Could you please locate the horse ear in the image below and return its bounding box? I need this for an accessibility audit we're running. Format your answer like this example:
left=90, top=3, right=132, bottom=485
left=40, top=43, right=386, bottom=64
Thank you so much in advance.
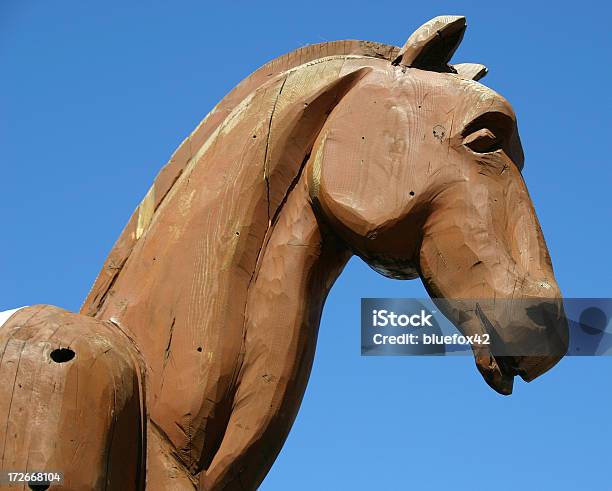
left=453, top=63, right=488, bottom=81
left=392, top=15, right=466, bottom=70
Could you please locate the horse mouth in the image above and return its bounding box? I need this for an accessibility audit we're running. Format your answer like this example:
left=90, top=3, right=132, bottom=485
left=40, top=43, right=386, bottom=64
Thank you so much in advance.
left=472, top=301, right=567, bottom=395
left=475, top=352, right=563, bottom=395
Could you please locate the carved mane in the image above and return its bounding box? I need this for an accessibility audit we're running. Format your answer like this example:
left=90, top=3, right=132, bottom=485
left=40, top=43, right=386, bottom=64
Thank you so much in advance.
left=81, top=40, right=399, bottom=316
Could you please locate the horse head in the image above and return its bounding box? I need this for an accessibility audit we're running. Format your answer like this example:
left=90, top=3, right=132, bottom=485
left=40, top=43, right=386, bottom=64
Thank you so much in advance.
left=309, top=16, right=568, bottom=394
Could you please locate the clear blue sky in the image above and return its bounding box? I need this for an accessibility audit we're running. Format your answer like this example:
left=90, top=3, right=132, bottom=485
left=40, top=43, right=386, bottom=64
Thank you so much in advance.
left=1, top=1, right=610, bottom=489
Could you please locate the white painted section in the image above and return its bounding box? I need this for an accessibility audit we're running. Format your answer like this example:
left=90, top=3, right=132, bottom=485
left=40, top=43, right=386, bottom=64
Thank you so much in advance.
left=0, top=307, right=27, bottom=328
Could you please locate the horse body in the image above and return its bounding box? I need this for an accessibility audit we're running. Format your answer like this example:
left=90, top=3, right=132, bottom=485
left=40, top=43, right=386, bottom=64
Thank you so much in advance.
left=0, top=16, right=569, bottom=490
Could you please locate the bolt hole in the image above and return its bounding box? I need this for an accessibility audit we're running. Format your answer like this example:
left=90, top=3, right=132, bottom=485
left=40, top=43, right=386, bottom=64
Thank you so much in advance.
left=252, top=135, right=257, bottom=139
left=235, top=231, right=240, bottom=236
left=197, top=347, right=202, bottom=352
left=29, top=484, right=50, bottom=491
left=409, top=191, right=415, bottom=196
left=361, top=136, right=365, bottom=140
left=50, top=348, right=75, bottom=363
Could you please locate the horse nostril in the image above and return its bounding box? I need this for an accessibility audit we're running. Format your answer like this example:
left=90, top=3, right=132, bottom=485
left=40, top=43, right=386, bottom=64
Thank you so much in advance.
left=50, top=348, right=75, bottom=363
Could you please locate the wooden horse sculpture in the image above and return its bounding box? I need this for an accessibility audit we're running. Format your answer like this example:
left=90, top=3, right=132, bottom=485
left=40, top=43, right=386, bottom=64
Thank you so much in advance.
left=0, top=16, right=568, bottom=490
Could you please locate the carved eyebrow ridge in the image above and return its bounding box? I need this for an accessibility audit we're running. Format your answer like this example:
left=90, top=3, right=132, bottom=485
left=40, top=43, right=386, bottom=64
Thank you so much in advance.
left=462, top=110, right=514, bottom=137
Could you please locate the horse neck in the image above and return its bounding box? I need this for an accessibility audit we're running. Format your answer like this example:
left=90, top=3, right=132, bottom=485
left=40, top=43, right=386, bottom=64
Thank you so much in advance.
left=245, top=172, right=351, bottom=353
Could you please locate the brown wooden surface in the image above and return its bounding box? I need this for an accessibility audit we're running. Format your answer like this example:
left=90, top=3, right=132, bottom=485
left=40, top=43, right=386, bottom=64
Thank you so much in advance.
left=0, top=305, right=145, bottom=490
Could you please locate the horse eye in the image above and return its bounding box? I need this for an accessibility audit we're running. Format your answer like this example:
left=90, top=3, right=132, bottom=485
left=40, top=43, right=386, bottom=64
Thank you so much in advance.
left=463, top=128, right=501, bottom=153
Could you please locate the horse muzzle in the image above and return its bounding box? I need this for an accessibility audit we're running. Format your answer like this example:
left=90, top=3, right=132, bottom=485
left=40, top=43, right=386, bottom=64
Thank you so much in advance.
left=473, top=298, right=569, bottom=395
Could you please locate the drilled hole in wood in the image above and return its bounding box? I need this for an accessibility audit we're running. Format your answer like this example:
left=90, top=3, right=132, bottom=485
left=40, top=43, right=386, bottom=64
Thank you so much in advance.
left=197, top=347, right=202, bottom=352
left=50, top=348, right=75, bottom=363
left=409, top=191, right=415, bottom=196
left=29, top=484, right=49, bottom=491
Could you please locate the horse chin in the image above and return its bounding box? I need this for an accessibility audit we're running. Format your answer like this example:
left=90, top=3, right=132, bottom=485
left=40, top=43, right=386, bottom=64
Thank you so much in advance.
left=474, top=352, right=516, bottom=396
